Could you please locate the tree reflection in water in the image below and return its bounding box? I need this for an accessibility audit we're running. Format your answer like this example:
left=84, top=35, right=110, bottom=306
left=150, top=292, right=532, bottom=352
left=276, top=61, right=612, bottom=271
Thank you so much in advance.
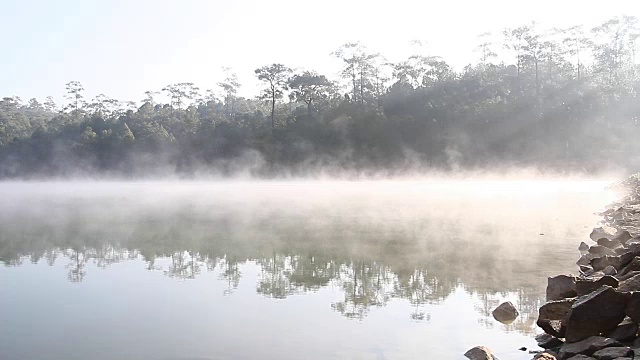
left=257, top=253, right=295, bottom=299
left=0, top=181, right=601, bottom=336
left=64, top=249, right=87, bottom=283
left=164, top=251, right=202, bottom=279
left=332, top=260, right=391, bottom=319
left=0, top=241, right=546, bottom=334
left=218, top=256, right=242, bottom=295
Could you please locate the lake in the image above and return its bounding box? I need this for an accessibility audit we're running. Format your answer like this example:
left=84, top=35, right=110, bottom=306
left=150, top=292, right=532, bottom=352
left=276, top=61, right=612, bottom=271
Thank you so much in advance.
left=0, top=179, right=615, bottom=359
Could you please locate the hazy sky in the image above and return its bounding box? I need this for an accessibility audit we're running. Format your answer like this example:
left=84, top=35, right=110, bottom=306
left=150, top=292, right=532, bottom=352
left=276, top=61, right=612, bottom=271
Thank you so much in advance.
left=1, top=0, right=639, bottom=106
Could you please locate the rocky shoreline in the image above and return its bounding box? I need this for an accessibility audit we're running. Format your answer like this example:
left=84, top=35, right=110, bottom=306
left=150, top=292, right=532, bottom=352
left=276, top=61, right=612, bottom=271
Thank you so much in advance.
left=466, top=174, right=640, bottom=360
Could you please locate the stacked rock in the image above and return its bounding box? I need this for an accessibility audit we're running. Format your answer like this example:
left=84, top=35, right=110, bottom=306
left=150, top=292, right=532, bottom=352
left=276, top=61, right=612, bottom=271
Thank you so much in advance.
left=534, top=175, right=640, bottom=360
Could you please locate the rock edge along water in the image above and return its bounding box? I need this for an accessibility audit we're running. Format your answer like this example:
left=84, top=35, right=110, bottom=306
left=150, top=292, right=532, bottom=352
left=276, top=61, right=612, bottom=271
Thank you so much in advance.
left=535, top=174, right=640, bottom=360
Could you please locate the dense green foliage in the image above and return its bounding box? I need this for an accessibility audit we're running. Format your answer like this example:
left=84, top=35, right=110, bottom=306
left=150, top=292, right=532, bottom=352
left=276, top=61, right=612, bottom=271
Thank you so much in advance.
left=2, top=17, right=640, bottom=177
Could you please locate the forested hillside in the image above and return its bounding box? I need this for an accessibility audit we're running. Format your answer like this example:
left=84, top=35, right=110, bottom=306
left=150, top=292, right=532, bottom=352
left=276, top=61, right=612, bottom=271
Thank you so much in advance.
left=2, top=17, right=640, bottom=178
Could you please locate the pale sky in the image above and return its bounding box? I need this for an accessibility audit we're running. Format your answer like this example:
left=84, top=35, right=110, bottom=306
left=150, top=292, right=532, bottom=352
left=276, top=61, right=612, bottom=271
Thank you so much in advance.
left=1, top=0, right=639, bottom=107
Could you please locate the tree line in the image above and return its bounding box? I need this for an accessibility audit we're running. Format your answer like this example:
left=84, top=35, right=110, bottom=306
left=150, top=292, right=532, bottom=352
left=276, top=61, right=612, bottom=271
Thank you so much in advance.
left=2, top=16, right=640, bottom=177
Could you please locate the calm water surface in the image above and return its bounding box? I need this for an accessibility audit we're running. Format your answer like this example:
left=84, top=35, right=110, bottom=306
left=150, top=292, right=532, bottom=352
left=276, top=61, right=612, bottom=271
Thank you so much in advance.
left=0, top=180, right=615, bottom=359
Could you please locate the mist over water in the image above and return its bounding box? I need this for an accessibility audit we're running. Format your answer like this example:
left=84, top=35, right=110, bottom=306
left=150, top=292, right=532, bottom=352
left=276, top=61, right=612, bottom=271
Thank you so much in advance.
left=0, top=177, right=614, bottom=359
left=4, top=1, right=640, bottom=358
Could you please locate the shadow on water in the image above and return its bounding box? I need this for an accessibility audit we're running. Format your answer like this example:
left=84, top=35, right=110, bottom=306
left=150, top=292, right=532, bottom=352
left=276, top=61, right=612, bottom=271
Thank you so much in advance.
left=0, top=180, right=611, bottom=335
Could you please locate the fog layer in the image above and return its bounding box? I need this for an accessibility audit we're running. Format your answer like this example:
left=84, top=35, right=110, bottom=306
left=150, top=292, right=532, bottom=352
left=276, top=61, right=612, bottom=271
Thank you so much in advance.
left=0, top=180, right=612, bottom=316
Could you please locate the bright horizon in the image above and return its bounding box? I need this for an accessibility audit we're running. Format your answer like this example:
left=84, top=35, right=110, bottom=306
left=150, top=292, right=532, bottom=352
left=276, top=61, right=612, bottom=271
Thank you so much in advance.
left=2, top=0, right=639, bottom=107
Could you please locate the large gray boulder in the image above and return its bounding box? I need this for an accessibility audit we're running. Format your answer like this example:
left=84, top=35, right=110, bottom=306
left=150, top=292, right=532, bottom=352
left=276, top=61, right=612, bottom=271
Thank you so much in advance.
left=614, top=246, right=630, bottom=255
left=626, top=238, right=640, bottom=249
left=618, top=257, right=640, bottom=277
left=575, top=276, right=619, bottom=296
left=604, top=317, right=638, bottom=342
left=579, top=242, right=590, bottom=253
left=624, top=292, right=640, bottom=323
left=619, top=252, right=635, bottom=269
left=591, top=346, right=633, bottom=359
left=617, top=273, right=640, bottom=292
left=547, top=275, right=578, bottom=301
left=602, top=266, right=617, bottom=276
left=538, top=298, right=576, bottom=337
left=578, top=254, right=596, bottom=266
left=613, top=230, right=633, bottom=244
left=617, top=270, right=640, bottom=282
left=463, top=345, right=498, bottom=360
left=592, top=256, right=620, bottom=271
left=589, top=245, right=619, bottom=257
left=492, top=301, right=518, bottom=324
left=536, top=333, right=564, bottom=349
left=587, top=271, right=606, bottom=279
left=579, top=265, right=595, bottom=276
left=565, top=286, right=628, bottom=343
left=558, top=336, right=620, bottom=359
left=591, top=252, right=634, bottom=271
left=597, top=237, right=623, bottom=249
left=591, top=226, right=625, bottom=241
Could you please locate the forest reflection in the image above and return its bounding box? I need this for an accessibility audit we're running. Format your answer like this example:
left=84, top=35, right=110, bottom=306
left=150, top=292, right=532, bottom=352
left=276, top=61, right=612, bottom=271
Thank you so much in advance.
left=6, top=246, right=544, bottom=334
left=1, top=241, right=544, bottom=334
left=0, top=181, right=602, bottom=336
